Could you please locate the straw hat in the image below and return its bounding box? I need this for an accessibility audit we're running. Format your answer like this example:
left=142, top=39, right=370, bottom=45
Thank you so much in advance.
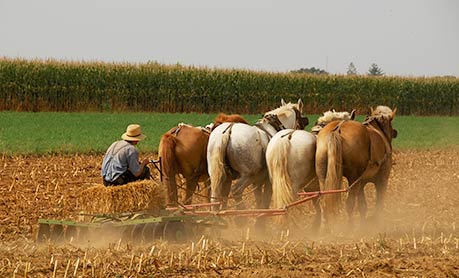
left=121, top=124, right=146, bottom=141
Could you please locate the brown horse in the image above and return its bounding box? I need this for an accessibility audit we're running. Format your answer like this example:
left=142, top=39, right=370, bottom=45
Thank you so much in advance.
left=158, top=114, right=248, bottom=206
left=315, top=106, right=397, bottom=225
left=211, top=113, right=249, bottom=131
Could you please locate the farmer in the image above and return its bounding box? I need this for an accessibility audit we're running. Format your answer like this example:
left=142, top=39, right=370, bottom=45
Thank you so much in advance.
left=101, top=124, right=151, bottom=186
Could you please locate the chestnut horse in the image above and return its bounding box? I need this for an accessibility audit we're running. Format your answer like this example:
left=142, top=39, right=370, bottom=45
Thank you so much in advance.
left=315, top=106, right=397, bottom=225
left=158, top=114, right=248, bottom=206
left=267, top=109, right=355, bottom=230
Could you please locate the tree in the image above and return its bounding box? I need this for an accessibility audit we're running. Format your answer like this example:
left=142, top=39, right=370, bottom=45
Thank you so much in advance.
left=291, top=67, right=328, bottom=75
left=367, top=63, right=384, bottom=76
left=347, top=62, right=357, bottom=75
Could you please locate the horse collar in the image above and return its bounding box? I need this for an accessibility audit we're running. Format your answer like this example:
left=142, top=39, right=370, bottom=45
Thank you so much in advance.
left=364, top=117, right=392, bottom=144
left=364, top=118, right=393, bottom=166
left=255, top=121, right=274, bottom=139
left=264, top=114, right=285, bottom=131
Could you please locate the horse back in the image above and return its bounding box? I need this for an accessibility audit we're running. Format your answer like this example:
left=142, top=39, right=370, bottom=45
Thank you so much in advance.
left=317, top=120, right=371, bottom=177
left=210, top=123, right=266, bottom=176
left=161, top=125, right=209, bottom=179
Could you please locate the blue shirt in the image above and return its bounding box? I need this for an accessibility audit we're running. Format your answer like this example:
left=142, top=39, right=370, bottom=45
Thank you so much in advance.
left=101, top=140, right=141, bottom=182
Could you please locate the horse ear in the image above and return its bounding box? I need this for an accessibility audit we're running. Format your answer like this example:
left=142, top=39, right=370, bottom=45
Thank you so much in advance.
left=281, top=99, right=287, bottom=106
left=297, top=99, right=303, bottom=112
left=391, top=107, right=397, bottom=120
left=350, top=109, right=356, bottom=120
left=370, top=107, right=374, bottom=115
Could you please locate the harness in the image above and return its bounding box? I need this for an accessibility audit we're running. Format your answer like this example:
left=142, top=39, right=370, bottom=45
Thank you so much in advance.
left=363, top=116, right=393, bottom=167
left=255, top=107, right=305, bottom=139
left=212, top=107, right=304, bottom=200
left=171, top=123, right=210, bottom=137
left=262, top=113, right=286, bottom=131
left=280, top=129, right=297, bottom=140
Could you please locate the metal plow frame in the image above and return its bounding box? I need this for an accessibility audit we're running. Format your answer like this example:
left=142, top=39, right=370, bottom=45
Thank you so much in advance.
left=36, top=187, right=349, bottom=244
left=37, top=213, right=228, bottom=244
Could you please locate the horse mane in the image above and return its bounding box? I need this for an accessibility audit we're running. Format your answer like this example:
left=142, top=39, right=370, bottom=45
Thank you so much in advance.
left=317, top=110, right=354, bottom=125
left=212, top=113, right=249, bottom=131
left=364, top=106, right=395, bottom=125
left=371, top=106, right=394, bottom=120
left=266, top=102, right=299, bottom=117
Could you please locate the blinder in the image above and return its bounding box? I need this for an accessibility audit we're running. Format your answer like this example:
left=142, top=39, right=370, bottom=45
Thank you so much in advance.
left=392, top=129, right=398, bottom=138
left=299, top=116, right=309, bottom=130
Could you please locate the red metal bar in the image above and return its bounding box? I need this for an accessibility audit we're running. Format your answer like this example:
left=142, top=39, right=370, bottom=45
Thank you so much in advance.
left=297, top=189, right=348, bottom=196
left=184, top=202, right=221, bottom=209
left=183, top=208, right=287, bottom=217
left=165, top=202, right=221, bottom=211
left=286, top=194, right=320, bottom=209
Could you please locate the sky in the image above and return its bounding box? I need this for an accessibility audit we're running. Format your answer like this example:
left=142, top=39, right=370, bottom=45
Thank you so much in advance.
left=1, top=0, right=458, bottom=77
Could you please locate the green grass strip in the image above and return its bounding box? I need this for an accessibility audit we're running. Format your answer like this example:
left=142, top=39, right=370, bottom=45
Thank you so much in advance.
left=0, top=112, right=458, bottom=155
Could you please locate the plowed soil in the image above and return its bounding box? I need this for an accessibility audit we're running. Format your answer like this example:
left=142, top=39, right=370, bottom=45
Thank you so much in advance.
left=0, top=150, right=458, bottom=277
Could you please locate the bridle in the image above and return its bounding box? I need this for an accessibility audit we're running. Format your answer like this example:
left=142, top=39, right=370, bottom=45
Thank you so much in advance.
left=260, top=107, right=307, bottom=132
left=363, top=115, right=395, bottom=145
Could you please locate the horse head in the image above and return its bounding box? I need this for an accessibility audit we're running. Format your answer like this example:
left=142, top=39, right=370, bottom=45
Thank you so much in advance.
left=366, top=106, right=398, bottom=142
left=261, top=99, right=305, bottom=131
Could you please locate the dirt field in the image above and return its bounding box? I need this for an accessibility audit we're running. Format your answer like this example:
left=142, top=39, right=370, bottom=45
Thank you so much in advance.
left=0, top=150, right=458, bottom=277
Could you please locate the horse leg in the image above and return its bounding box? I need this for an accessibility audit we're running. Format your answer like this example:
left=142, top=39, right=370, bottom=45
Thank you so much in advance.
left=357, top=183, right=368, bottom=224
left=231, top=176, right=252, bottom=210
left=163, top=171, right=178, bottom=206
left=373, top=174, right=389, bottom=221
left=262, top=180, right=272, bottom=209
left=203, top=179, right=212, bottom=203
left=252, top=172, right=271, bottom=209
left=308, top=178, right=322, bottom=233
left=252, top=182, right=267, bottom=233
left=253, top=183, right=263, bottom=209
left=221, top=178, right=232, bottom=210
left=345, top=181, right=360, bottom=226
left=183, top=176, right=198, bottom=205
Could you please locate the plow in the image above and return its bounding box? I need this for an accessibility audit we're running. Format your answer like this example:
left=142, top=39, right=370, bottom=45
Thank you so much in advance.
left=36, top=187, right=350, bottom=244
left=36, top=203, right=226, bottom=244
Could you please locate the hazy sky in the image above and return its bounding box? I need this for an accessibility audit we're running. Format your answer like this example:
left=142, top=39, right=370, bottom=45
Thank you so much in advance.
left=1, top=0, right=458, bottom=77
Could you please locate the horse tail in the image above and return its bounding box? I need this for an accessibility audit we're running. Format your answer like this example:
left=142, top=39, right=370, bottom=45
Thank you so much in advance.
left=158, top=133, right=178, bottom=204
left=323, top=130, right=343, bottom=217
left=208, top=127, right=231, bottom=203
left=268, top=137, right=294, bottom=208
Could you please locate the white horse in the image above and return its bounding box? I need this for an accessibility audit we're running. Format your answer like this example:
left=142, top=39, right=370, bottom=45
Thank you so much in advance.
left=267, top=109, right=355, bottom=230
left=207, top=99, right=306, bottom=212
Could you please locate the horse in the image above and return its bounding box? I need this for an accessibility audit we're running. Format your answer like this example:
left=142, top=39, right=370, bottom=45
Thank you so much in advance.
left=211, top=113, right=249, bottom=131
left=207, top=99, right=307, bottom=214
left=315, top=106, right=397, bottom=226
left=267, top=109, right=355, bottom=230
left=158, top=114, right=249, bottom=206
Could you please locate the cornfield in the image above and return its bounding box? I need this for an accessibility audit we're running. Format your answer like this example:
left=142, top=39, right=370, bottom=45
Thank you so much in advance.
left=1, top=58, right=458, bottom=115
